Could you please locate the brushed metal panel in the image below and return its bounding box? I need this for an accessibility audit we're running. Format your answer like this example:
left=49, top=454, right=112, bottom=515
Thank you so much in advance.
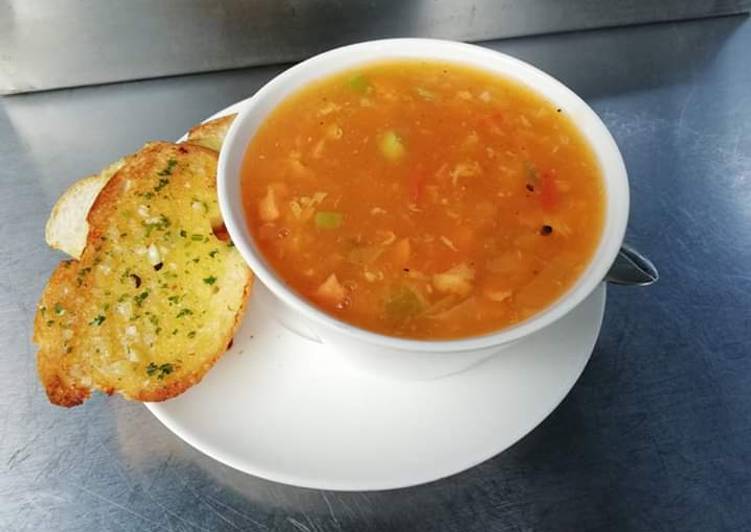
left=1, top=0, right=749, bottom=93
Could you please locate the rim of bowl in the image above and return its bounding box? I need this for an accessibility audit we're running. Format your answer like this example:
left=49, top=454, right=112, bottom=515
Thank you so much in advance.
left=218, top=38, right=629, bottom=354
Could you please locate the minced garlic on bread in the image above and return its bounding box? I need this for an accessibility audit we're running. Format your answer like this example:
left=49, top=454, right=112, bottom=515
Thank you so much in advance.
left=34, top=141, right=252, bottom=406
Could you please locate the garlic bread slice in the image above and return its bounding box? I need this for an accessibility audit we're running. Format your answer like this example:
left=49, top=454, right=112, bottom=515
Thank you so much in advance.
left=34, top=142, right=252, bottom=406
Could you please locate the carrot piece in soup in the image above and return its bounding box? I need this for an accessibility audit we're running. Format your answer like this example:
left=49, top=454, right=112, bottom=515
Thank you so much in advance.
left=540, top=169, right=559, bottom=211
left=387, top=238, right=411, bottom=266
left=408, top=173, right=425, bottom=203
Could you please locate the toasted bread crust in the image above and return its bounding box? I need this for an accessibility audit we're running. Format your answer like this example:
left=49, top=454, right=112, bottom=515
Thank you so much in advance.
left=34, top=142, right=252, bottom=407
left=186, top=114, right=236, bottom=151
left=45, top=159, right=125, bottom=259
left=34, top=261, right=92, bottom=407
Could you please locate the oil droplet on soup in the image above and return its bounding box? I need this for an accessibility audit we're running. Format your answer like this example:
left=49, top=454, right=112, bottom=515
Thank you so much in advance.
left=243, top=60, right=605, bottom=339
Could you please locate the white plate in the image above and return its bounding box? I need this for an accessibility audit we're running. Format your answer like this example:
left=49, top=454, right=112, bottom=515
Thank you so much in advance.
left=145, top=104, right=607, bottom=491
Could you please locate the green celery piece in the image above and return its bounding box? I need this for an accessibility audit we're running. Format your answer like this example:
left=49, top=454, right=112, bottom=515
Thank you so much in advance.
left=380, top=130, right=405, bottom=161
left=314, top=211, right=343, bottom=229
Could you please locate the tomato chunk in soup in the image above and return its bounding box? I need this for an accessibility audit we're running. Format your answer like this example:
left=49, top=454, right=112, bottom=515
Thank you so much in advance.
left=243, top=60, right=605, bottom=339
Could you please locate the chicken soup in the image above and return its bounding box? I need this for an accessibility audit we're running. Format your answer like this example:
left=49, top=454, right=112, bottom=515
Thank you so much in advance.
left=242, top=60, right=605, bottom=339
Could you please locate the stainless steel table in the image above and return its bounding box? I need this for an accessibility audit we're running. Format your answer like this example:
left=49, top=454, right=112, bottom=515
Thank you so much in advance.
left=2, top=16, right=750, bottom=531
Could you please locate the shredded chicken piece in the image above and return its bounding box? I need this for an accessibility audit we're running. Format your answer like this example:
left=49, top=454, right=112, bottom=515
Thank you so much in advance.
left=312, top=138, right=326, bottom=159
left=449, top=161, right=481, bottom=186
left=258, top=187, right=279, bottom=222
left=440, top=236, right=458, bottom=251
left=377, top=231, right=397, bottom=246
left=318, top=102, right=341, bottom=116
left=463, top=131, right=479, bottom=146
left=289, top=200, right=303, bottom=219
left=432, top=263, right=475, bottom=296
left=315, top=274, right=347, bottom=303
left=327, top=124, right=343, bottom=139
left=484, top=289, right=512, bottom=303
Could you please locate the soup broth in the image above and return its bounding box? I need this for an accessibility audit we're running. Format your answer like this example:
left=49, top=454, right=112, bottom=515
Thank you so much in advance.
left=243, top=60, right=605, bottom=339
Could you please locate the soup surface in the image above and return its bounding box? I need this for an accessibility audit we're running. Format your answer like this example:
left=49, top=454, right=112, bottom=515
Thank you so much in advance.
left=243, top=60, right=605, bottom=339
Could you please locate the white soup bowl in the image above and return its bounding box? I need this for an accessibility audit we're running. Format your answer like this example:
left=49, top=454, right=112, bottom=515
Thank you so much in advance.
left=217, top=38, right=629, bottom=380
